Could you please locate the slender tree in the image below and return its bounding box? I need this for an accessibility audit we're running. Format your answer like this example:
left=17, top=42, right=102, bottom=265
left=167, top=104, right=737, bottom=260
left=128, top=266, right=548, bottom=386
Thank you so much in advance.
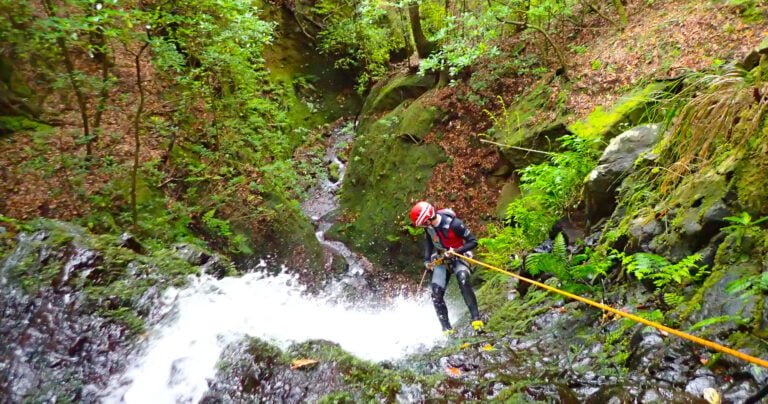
left=407, top=0, right=436, bottom=58
left=129, top=39, right=150, bottom=227
left=40, top=0, right=94, bottom=158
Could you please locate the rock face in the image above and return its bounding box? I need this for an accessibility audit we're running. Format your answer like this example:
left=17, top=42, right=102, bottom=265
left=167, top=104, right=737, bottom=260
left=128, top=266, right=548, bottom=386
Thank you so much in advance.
left=584, top=123, right=663, bottom=222
left=203, top=338, right=416, bottom=403
left=357, top=72, right=437, bottom=131
left=0, top=220, right=222, bottom=402
left=332, top=79, right=446, bottom=273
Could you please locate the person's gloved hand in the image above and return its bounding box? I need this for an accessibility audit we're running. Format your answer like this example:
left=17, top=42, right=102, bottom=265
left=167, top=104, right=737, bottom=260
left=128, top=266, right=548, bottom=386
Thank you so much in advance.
left=424, top=253, right=440, bottom=270
left=443, top=248, right=456, bottom=259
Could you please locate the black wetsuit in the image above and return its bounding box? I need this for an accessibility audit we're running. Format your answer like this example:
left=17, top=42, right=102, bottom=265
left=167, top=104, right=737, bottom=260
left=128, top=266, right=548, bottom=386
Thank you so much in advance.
left=423, top=212, right=480, bottom=331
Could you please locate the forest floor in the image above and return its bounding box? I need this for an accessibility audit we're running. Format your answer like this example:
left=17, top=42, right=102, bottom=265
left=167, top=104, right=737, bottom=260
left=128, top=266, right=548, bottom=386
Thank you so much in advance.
left=1, top=0, right=767, bottom=235
left=421, top=0, right=768, bottom=230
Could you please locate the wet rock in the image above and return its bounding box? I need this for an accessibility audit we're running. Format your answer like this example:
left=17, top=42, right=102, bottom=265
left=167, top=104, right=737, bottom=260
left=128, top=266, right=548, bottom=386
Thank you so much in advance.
left=205, top=337, right=413, bottom=403
left=56, top=245, right=101, bottom=288
left=173, top=243, right=231, bottom=279
left=584, top=123, right=663, bottom=222
left=200, top=255, right=230, bottom=279
left=691, top=263, right=760, bottom=336
left=118, top=232, right=144, bottom=254
left=174, top=243, right=212, bottom=266
left=723, top=380, right=759, bottom=403
left=585, top=385, right=632, bottom=404
left=0, top=285, right=130, bottom=402
left=627, top=327, right=665, bottom=370
left=685, top=376, right=716, bottom=397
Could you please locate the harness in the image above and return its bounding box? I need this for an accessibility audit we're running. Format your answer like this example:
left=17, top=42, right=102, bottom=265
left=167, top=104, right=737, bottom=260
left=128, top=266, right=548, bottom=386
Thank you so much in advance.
left=426, top=209, right=464, bottom=252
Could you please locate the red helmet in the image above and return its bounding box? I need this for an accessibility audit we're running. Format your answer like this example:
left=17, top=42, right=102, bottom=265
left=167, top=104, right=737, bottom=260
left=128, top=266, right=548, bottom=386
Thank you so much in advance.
left=410, top=201, right=435, bottom=226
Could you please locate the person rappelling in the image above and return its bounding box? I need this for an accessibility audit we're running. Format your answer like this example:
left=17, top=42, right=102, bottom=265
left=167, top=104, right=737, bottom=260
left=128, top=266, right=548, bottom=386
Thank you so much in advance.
left=410, top=201, right=485, bottom=335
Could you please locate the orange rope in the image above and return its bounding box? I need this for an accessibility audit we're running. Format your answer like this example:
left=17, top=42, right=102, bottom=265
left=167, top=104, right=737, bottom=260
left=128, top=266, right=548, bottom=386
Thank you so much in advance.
left=449, top=251, right=768, bottom=369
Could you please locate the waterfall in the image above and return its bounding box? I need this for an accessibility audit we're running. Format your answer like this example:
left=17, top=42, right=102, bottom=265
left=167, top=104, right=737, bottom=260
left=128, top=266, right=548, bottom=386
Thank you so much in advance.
left=102, top=269, right=457, bottom=403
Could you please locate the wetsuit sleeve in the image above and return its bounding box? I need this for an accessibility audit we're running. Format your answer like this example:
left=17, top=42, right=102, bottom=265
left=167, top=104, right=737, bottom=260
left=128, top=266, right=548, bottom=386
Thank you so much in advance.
left=423, top=232, right=435, bottom=262
left=450, top=218, right=477, bottom=254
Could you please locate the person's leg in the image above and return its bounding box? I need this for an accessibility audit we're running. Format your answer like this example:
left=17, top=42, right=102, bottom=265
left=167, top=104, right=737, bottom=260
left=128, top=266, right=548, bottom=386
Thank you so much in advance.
left=430, top=264, right=452, bottom=331
left=454, top=261, right=480, bottom=321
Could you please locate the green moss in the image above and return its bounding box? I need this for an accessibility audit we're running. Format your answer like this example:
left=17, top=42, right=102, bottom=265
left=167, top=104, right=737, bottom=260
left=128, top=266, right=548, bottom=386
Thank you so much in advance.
left=0, top=116, right=47, bottom=134
left=358, top=72, right=436, bottom=127
left=395, top=94, right=445, bottom=141
left=568, top=81, right=668, bottom=141
left=332, top=95, right=447, bottom=273
left=287, top=340, right=421, bottom=402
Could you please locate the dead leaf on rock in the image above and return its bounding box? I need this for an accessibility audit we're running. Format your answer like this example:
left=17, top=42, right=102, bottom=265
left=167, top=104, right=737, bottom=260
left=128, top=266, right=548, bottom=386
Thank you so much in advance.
left=445, top=367, right=462, bottom=377
left=290, top=358, right=319, bottom=370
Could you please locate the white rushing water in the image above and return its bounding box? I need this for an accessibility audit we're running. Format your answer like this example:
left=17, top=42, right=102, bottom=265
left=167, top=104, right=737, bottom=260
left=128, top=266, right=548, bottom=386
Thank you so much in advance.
left=103, top=269, right=458, bottom=404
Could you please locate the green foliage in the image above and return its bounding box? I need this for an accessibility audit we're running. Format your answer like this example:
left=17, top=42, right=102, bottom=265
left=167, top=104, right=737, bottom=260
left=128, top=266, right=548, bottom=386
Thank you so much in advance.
left=315, top=0, right=405, bottom=92
left=526, top=233, right=568, bottom=278
left=480, top=134, right=599, bottom=261
left=726, top=271, right=768, bottom=298
left=622, top=252, right=707, bottom=289
left=722, top=212, right=768, bottom=249
left=727, top=0, right=766, bottom=22
left=524, top=234, right=616, bottom=292
left=419, top=12, right=501, bottom=79
left=688, top=315, right=749, bottom=332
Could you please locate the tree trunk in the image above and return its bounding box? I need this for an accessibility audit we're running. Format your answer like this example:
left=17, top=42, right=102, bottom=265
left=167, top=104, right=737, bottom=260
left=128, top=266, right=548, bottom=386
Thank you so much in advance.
left=486, top=0, right=568, bottom=77
left=131, top=42, right=150, bottom=228
left=408, top=2, right=435, bottom=59
left=613, top=0, right=628, bottom=28
left=41, top=0, right=93, bottom=158
left=93, top=50, right=112, bottom=147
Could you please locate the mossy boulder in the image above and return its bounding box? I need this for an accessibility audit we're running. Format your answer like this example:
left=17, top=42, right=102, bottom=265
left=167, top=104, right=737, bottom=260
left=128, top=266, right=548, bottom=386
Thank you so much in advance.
left=330, top=93, right=447, bottom=274
left=568, top=81, right=669, bottom=142
left=358, top=71, right=436, bottom=131
left=204, top=337, right=421, bottom=403
left=396, top=95, right=444, bottom=142
left=687, top=262, right=760, bottom=338
left=584, top=123, right=663, bottom=222
left=495, top=178, right=521, bottom=220
left=486, top=82, right=571, bottom=169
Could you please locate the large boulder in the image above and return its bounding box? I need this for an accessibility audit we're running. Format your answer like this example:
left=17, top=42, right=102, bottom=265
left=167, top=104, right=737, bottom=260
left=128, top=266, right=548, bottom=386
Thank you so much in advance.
left=584, top=123, right=663, bottom=222
left=357, top=72, right=437, bottom=132
left=330, top=90, right=447, bottom=274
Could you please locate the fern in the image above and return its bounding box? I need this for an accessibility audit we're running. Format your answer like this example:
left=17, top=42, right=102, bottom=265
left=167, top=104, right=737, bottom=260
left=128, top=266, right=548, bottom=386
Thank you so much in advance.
left=525, top=233, right=568, bottom=279
left=623, top=253, right=668, bottom=281
left=623, top=252, right=706, bottom=289
left=663, top=293, right=685, bottom=307
left=688, top=315, right=748, bottom=332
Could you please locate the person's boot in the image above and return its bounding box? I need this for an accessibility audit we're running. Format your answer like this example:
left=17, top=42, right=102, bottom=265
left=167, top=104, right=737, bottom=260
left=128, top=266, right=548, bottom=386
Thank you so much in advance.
left=443, top=328, right=456, bottom=337
left=471, top=320, right=485, bottom=333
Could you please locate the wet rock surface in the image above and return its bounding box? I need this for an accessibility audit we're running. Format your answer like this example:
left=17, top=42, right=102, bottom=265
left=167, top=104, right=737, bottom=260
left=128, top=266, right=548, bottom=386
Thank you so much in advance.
left=202, top=281, right=763, bottom=403
left=0, top=220, right=222, bottom=401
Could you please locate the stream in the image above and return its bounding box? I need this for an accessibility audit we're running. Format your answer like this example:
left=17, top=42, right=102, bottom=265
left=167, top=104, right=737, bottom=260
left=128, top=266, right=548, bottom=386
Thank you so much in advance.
left=101, top=124, right=458, bottom=403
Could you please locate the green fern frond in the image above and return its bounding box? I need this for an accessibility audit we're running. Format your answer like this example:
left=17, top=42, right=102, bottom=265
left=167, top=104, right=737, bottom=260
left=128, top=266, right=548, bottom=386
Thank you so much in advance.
left=552, top=233, right=567, bottom=260
left=688, top=315, right=748, bottom=332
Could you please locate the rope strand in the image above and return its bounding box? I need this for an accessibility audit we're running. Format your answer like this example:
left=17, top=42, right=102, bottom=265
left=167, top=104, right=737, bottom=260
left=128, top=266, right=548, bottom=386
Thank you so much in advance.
left=447, top=251, right=768, bottom=369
